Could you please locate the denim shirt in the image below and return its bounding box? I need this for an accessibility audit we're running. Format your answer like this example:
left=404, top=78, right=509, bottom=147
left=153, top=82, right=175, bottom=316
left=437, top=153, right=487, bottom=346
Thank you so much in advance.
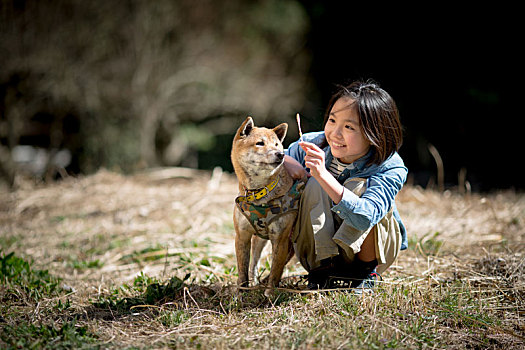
left=285, top=131, right=408, bottom=250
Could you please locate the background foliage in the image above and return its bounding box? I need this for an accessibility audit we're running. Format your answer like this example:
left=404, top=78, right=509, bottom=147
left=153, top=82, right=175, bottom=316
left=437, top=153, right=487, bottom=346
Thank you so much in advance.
left=1, top=0, right=310, bottom=175
left=0, top=1, right=522, bottom=191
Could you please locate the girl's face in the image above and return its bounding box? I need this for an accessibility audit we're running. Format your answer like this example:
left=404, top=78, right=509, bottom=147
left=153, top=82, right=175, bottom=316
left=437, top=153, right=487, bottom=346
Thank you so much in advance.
left=324, top=97, right=371, bottom=164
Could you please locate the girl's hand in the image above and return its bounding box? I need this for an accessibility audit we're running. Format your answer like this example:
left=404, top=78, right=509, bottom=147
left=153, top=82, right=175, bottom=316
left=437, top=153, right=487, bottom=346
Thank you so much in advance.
left=300, top=141, right=344, bottom=204
left=283, top=155, right=309, bottom=180
left=300, top=141, right=327, bottom=178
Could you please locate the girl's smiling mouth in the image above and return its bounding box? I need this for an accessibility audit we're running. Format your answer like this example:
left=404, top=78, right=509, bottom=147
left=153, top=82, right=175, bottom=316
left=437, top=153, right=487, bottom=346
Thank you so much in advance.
left=330, top=141, right=346, bottom=148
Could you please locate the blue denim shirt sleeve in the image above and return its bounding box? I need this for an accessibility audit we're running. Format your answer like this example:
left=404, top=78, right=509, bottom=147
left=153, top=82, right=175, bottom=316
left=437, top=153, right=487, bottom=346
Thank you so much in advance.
left=331, top=158, right=408, bottom=231
left=392, top=203, right=408, bottom=250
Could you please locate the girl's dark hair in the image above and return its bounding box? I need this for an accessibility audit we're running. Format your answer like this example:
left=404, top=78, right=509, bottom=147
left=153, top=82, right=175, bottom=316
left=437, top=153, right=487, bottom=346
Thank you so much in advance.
left=322, top=80, right=403, bottom=165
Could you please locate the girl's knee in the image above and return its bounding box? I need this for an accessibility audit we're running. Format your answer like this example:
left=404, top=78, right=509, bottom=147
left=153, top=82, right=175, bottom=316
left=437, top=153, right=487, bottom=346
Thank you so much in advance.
left=343, top=177, right=367, bottom=197
left=303, top=177, right=323, bottom=199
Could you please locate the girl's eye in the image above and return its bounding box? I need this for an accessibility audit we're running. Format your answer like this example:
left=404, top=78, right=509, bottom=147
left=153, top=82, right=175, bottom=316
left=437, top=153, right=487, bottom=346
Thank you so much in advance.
left=328, top=118, right=335, bottom=123
left=256, top=141, right=265, bottom=146
left=345, top=125, right=356, bottom=131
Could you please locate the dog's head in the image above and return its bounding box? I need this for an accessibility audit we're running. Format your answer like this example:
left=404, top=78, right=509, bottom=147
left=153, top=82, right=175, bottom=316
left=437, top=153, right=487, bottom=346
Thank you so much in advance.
left=231, top=117, right=288, bottom=181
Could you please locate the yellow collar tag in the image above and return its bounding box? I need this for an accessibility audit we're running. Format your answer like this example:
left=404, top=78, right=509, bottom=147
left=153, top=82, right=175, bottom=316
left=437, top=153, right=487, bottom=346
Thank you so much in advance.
left=238, top=178, right=279, bottom=202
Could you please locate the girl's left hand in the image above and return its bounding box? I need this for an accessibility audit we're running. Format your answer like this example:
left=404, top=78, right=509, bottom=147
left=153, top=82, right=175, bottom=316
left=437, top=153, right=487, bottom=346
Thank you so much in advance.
left=283, top=155, right=309, bottom=179
left=300, top=141, right=326, bottom=178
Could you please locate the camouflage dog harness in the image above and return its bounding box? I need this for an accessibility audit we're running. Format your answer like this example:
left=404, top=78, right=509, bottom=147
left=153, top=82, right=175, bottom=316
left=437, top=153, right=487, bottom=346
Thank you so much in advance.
left=235, top=177, right=307, bottom=240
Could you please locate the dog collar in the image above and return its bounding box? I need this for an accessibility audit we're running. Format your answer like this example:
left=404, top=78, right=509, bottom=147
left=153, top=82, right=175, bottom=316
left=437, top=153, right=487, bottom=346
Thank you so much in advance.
left=237, top=178, right=279, bottom=203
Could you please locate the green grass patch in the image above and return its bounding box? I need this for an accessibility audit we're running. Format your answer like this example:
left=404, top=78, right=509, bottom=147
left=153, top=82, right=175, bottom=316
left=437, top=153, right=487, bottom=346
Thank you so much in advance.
left=159, top=309, right=190, bottom=327
left=0, top=236, right=19, bottom=251
left=68, top=258, right=104, bottom=271
left=0, top=320, right=97, bottom=349
left=408, top=231, right=444, bottom=256
left=92, top=272, right=191, bottom=313
left=0, top=250, right=63, bottom=301
left=120, top=245, right=171, bottom=264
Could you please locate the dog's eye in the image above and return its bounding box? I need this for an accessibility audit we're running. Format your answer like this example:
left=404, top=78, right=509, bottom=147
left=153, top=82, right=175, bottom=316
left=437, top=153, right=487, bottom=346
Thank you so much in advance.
left=256, top=141, right=265, bottom=146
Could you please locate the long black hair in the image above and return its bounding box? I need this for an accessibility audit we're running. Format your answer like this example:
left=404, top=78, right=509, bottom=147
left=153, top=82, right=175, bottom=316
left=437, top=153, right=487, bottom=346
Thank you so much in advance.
left=321, top=80, right=403, bottom=165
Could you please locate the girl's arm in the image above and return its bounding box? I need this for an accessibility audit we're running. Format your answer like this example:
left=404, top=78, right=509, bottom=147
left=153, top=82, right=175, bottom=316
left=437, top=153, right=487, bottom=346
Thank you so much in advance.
left=283, top=155, right=308, bottom=180
left=333, top=163, right=407, bottom=231
left=299, top=141, right=344, bottom=204
left=284, top=131, right=325, bottom=180
left=300, top=141, right=407, bottom=231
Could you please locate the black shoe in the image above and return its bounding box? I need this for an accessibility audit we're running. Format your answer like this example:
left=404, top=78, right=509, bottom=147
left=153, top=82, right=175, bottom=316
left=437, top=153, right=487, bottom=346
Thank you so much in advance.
left=306, top=258, right=379, bottom=291
left=314, top=272, right=380, bottom=292
left=325, top=275, right=355, bottom=289
left=306, top=276, right=326, bottom=290
left=306, top=258, right=336, bottom=289
left=305, top=260, right=358, bottom=290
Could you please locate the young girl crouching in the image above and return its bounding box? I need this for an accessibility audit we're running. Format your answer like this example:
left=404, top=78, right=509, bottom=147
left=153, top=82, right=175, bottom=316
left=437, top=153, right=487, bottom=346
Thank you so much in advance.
left=284, top=80, right=408, bottom=291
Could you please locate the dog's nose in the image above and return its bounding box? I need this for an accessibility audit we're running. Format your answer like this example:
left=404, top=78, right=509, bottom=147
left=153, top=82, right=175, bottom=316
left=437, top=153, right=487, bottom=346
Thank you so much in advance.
left=276, top=152, right=285, bottom=161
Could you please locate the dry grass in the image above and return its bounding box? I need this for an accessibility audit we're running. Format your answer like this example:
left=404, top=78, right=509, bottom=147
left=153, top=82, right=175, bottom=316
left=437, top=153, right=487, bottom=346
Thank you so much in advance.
left=1, top=168, right=524, bottom=349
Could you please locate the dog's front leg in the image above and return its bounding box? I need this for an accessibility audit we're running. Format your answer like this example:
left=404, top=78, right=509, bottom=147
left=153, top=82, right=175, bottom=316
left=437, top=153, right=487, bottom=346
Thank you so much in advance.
left=234, top=212, right=253, bottom=289
left=233, top=208, right=253, bottom=289
left=235, top=233, right=251, bottom=288
left=265, top=222, right=295, bottom=297
left=249, top=235, right=267, bottom=283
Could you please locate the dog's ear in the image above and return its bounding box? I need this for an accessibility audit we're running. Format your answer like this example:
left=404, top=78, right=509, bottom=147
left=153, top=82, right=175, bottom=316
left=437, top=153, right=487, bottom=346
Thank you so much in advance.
left=239, top=116, right=254, bottom=137
left=273, top=123, right=288, bottom=143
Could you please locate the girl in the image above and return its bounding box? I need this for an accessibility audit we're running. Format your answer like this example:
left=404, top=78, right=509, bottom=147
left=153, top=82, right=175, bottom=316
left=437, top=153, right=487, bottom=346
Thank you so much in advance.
left=284, top=80, right=408, bottom=291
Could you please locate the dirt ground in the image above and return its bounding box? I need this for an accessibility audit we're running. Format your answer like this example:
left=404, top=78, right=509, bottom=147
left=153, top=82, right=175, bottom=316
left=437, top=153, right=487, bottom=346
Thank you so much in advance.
left=1, top=168, right=524, bottom=348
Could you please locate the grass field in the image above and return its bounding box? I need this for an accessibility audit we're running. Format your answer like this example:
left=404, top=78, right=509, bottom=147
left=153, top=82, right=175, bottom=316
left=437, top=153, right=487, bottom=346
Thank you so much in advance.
left=1, top=168, right=524, bottom=349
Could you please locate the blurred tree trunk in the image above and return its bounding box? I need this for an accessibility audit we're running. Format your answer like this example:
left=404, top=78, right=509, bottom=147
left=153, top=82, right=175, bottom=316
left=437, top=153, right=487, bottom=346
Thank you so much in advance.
left=1, top=0, right=312, bottom=173
left=0, top=145, right=15, bottom=188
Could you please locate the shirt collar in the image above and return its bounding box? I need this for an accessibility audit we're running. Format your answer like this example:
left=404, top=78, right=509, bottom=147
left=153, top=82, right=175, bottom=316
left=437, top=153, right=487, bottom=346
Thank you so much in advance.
left=323, top=141, right=374, bottom=173
left=352, top=148, right=374, bottom=172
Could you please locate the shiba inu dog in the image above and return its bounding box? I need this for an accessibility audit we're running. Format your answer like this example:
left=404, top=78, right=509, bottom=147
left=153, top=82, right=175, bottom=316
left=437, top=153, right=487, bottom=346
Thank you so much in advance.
left=231, top=117, right=306, bottom=296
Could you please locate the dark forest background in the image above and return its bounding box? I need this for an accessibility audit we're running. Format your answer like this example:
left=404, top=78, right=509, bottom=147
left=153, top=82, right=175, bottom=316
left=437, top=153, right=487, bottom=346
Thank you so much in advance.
left=1, top=1, right=522, bottom=191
